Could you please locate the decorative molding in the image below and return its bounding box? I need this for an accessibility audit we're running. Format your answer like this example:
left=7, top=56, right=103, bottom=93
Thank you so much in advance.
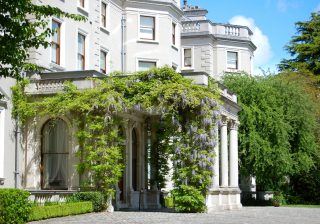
left=229, top=119, right=239, bottom=131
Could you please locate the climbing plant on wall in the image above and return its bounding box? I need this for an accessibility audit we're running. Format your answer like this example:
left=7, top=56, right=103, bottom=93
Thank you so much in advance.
left=12, top=67, right=220, bottom=212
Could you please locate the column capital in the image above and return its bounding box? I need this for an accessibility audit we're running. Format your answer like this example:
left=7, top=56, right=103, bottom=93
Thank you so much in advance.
left=220, top=116, right=228, bottom=126
left=229, top=120, right=239, bottom=131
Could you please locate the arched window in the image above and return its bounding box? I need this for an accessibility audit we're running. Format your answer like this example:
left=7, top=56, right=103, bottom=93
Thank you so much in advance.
left=41, top=118, right=69, bottom=190
left=132, top=128, right=138, bottom=191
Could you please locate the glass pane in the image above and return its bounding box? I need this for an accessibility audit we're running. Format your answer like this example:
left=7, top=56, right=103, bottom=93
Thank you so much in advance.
left=138, top=61, right=156, bottom=71
left=227, top=52, right=238, bottom=68
left=43, top=154, right=68, bottom=189
left=184, top=57, right=192, bottom=67
left=140, top=28, right=153, bottom=39
left=42, top=119, right=68, bottom=153
left=184, top=49, right=191, bottom=57
left=78, top=33, right=85, bottom=55
left=140, top=16, right=154, bottom=28
left=101, top=2, right=106, bottom=15
left=51, top=44, right=57, bottom=63
left=78, top=54, right=84, bottom=69
left=100, top=51, right=106, bottom=72
left=52, top=21, right=59, bottom=43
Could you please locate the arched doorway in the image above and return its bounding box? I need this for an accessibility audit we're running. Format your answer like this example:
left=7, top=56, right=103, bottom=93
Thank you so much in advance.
left=41, top=118, right=69, bottom=190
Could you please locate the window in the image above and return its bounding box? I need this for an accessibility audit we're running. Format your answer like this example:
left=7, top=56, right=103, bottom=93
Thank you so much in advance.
left=51, top=20, right=61, bottom=65
left=183, top=48, right=192, bottom=68
left=100, top=50, right=107, bottom=73
left=78, top=33, right=86, bottom=70
left=41, top=119, right=69, bottom=190
left=78, top=0, right=85, bottom=8
left=0, top=108, right=4, bottom=181
left=172, top=23, right=176, bottom=45
left=101, top=2, right=107, bottom=28
left=227, top=51, right=238, bottom=69
left=138, top=61, right=156, bottom=71
left=140, top=16, right=155, bottom=40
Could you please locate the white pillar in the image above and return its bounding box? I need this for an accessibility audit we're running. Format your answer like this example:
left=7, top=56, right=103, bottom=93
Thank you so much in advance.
left=229, top=120, right=239, bottom=188
left=220, top=116, right=228, bottom=187
left=212, top=126, right=219, bottom=189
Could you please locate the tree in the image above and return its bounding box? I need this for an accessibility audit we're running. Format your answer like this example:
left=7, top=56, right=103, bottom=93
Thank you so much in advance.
left=0, top=0, right=83, bottom=80
left=223, top=74, right=318, bottom=190
left=278, top=12, right=320, bottom=75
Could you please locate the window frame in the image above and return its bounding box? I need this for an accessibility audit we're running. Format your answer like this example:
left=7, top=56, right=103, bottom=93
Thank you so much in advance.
left=100, top=49, right=108, bottom=74
left=78, top=0, right=85, bottom=8
left=227, top=51, right=238, bottom=70
left=137, top=59, right=157, bottom=71
left=77, top=32, right=86, bottom=70
left=0, top=107, right=5, bottom=180
left=139, top=15, right=156, bottom=41
left=182, top=47, right=194, bottom=69
left=51, top=20, right=61, bottom=65
left=41, top=118, right=69, bottom=190
left=172, top=22, right=176, bottom=46
left=101, top=1, right=107, bottom=28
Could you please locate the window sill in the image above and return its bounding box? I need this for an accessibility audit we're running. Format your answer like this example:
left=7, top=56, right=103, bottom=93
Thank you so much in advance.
left=171, top=45, right=178, bottom=51
left=100, top=26, right=110, bottom=35
left=181, top=67, right=194, bottom=71
left=77, top=6, right=89, bottom=17
left=137, top=39, right=159, bottom=45
left=226, top=68, right=240, bottom=73
left=50, top=63, right=66, bottom=71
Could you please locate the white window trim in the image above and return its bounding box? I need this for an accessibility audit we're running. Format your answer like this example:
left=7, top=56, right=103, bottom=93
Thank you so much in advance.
left=171, top=20, right=177, bottom=47
left=50, top=18, right=66, bottom=70
left=226, top=50, right=241, bottom=72
left=100, top=46, right=109, bottom=74
left=77, top=29, right=88, bottom=70
left=77, top=0, right=89, bottom=13
left=0, top=108, right=5, bottom=179
left=100, top=0, right=110, bottom=32
left=138, top=14, right=158, bottom=43
left=136, top=58, right=158, bottom=72
left=181, top=47, right=194, bottom=70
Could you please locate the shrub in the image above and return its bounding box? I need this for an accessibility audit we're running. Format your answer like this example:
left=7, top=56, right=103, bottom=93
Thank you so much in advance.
left=28, top=202, right=93, bottom=221
left=272, top=192, right=286, bottom=207
left=164, top=196, right=174, bottom=208
left=67, top=192, right=106, bottom=212
left=172, top=185, right=206, bottom=213
left=0, top=189, right=32, bottom=224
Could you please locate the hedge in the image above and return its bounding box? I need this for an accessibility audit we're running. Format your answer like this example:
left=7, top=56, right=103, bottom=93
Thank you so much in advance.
left=0, top=189, right=31, bottom=224
left=28, top=202, right=93, bottom=221
left=67, top=192, right=106, bottom=212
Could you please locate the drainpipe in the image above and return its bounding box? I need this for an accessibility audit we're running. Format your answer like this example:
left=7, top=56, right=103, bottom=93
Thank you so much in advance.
left=14, top=120, right=20, bottom=188
left=121, top=14, right=126, bottom=73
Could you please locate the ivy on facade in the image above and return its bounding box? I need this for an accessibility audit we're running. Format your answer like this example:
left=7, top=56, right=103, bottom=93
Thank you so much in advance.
left=12, top=67, right=221, bottom=212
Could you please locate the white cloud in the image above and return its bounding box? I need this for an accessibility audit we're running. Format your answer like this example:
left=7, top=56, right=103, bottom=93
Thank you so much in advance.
left=229, top=16, right=273, bottom=72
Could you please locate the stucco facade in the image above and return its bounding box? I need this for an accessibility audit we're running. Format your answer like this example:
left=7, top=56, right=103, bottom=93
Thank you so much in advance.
left=1, top=0, right=256, bottom=211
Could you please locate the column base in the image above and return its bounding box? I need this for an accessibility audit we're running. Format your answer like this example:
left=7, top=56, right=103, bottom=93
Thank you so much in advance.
left=206, top=187, right=242, bottom=212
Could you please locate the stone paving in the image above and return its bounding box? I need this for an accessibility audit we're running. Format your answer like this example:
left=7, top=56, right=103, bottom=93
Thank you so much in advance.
left=29, top=207, right=320, bottom=224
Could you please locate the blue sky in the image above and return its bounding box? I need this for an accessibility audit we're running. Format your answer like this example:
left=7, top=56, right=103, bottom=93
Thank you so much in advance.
left=185, top=0, right=320, bottom=74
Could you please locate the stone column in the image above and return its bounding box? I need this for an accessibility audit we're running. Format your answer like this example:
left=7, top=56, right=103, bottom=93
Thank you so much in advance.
left=212, top=126, right=220, bottom=189
left=220, top=116, right=228, bottom=187
left=229, top=120, right=239, bottom=188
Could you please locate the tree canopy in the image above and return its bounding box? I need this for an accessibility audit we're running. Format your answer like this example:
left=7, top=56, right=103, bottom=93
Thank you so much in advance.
left=278, top=12, right=320, bottom=75
left=223, top=73, right=318, bottom=190
left=0, top=0, right=83, bottom=80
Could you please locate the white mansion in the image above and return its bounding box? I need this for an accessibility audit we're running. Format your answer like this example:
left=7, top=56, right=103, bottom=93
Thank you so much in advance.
left=0, top=0, right=256, bottom=211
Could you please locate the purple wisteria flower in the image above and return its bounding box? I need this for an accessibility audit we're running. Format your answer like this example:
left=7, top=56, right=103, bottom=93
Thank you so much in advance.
left=192, top=170, right=196, bottom=176
left=202, top=118, right=212, bottom=127
left=175, top=146, right=181, bottom=155
left=213, top=110, right=221, bottom=117
left=209, top=99, right=217, bottom=107
left=133, top=104, right=142, bottom=111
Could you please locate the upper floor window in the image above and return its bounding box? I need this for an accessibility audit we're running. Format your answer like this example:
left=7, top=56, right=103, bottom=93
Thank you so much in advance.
left=78, top=33, right=86, bottom=70
left=78, top=0, right=85, bottom=8
left=138, top=60, right=156, bottom=71
left=41, top=118, right=69, bottom=190
left=51, top=20, right=61, bottom=65
left=227, top=51, right=238, bottom=69
left=101, top=2, right=107, bottom=28
left=100, top=50, right=107, bottom=73
left=172, top=23, right=176, bottom=45
left=140, top=16, right=155, bottom=40
left=183, top=48, right=192, bottom=68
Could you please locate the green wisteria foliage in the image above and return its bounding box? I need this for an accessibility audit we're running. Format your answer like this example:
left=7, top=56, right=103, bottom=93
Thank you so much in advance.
left=12, top=67, right=220, bottom=211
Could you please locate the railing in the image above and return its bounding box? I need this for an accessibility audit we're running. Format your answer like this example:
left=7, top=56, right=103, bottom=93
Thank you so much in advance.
left=35, top=80, right=65, bottom=92
left=225, top=26, right=240, bottom=36
left=182, top=21, right=201, bottom=32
